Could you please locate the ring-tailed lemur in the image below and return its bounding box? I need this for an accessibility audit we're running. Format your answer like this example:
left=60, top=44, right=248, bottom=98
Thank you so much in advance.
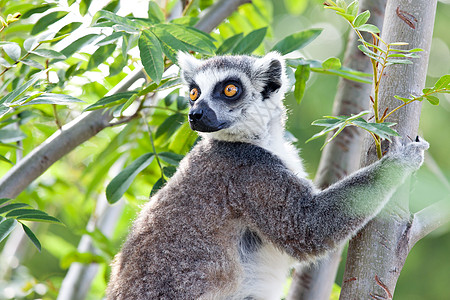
left=106, top=52, right=428, bottom=300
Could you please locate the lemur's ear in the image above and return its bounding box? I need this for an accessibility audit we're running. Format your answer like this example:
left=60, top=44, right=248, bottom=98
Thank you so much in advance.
left=177, top=51, right=201, bottom=84
left=253, top=52, right=286, bottom=99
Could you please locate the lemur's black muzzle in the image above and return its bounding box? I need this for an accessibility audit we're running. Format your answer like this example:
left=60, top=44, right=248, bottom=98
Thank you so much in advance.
left=188, top=102, right=227, bottom=132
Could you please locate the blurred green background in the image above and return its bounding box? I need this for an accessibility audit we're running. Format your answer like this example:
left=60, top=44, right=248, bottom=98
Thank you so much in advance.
left=0, top=0, right=449, bottom=299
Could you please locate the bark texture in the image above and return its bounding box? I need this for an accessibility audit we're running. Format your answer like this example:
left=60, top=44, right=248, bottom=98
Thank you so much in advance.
left=340, top=0, right=437, bottom=299
left=287, top=1, right=387, bottom=299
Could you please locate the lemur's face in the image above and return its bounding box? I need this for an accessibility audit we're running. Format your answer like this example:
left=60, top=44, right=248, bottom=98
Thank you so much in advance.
left=178, top=52, right=287, bottom=139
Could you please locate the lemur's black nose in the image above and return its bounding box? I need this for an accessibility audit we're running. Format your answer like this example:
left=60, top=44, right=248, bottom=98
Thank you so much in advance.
left=188, top=109, right=203, bottom=122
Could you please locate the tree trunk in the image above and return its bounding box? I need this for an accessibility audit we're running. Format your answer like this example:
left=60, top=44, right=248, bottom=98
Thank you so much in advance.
left=340, top=0, right=437, bottom=299
left=287, top=1, right=387, bottom=299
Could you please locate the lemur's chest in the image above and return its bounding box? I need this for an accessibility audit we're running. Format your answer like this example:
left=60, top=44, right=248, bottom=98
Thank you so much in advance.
left=261, top=139, right=306, bottom=178
left=232, top=138, right=304, bottom=300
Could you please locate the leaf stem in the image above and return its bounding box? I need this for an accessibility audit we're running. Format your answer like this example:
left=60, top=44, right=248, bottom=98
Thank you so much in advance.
left=142, top=111, right=164, bottom=179
left=0, top=42, right=43, bottom=77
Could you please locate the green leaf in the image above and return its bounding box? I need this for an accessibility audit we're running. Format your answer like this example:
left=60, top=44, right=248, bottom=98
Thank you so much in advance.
left=336, top=0, right=347, bottom=9
left=324, top=6, right=346, bottom=13
left=61, top=251, right=106, bottom=269
left=51, top=22, right=83, bottom=44
left=163, top=166, right=177, bottom=178
left=310, top=59, right=372, bottom=84
left=170, top=16, right=199, bottom=26
left=336, top=12, right=356, bottom=22
left=109, top=54, right=128, bottom=76
left=433, top=74, right=450, bottom=90
left=96, top=32, right=124, bottom=46
left=119, top=93, right=138, bottom=115
left=353, top=10, right=370, bottom=27
left=232, top=27, right=267, bottom=55
left=0, top=155, right=12, bottom=164
left=425, top=95, right=439, bottom=105
left=294, top=64, right=310, bottom=104
left=389, top=42, right=408, bottom=46
left=356, top=24, right=380, bottom=33
left=158, top=152, right=184, bottom=166
left=216, top=33, right=244, bottom=55
left=31, top=49, right=66, bottom=60
left=22, top=223, right=41, bottom=251
left=102, top=0, right=120, bottom=13
left=148, top=1, right=165, bottom=22
left=389, top=47, right=423, bottom=53
left=0, top=198, right=11, bottom=206
left=322, top=57, right=341, bottom=70
left=17, top=214, right=62, bottom=224
left=347, top=0, right=359, bottom=16
left=394, top=95, right=411, bottom=103
left=352, top=119, right=399, bottom=141
left=176, top=95, right=188, bottom=110
left=0, top=129, right=26, bottom=143
left=41, top=34, right=71, bottom=45
left=153, top=24, right=216, bottom=55
left=270, top=29, right=322, bottom=55
left=139, top=31, right=164, bottom=84
left=21, top=59, right=44, bottom=70
left=20, top=93, right=84, bottom=106
left=5, top=208, right=47, bottom=218
left=0, top=71, right=43, bottom=105
left=21, top=3, right=57, bottom=19
left=386, top=58, right=413, bottom=65
left=357, top=44, right=383, bottom=61
left=2, top=43, right=21, bottom=61
left=0, top=203, right=30, bottom=215
left=60, top=34, right=98, bottom=59
left=93, top=10, right=141, bottom=30
left=87, top=44, right=116, bottom=70
left=0, top=218, right=17, bottom=243
left=151, top=26, right=186, bottom=62
left=307, top=111, right=372, bottom=146
left=0, top=57, right=12, bottom=68
left=310, top=118, right=342, bottom=127
left=150, top=177, right=167, bottom=196
left=155, top=113, right=186, bottom=139
left=84, top=91, right=137, bottom=111
left=79, top=0, right=93, bottom=16
left=31, top=11, right=69, bottom=35
left=387, top=53, right=419, bottom=58
left=106, top=153, right=155, bottom=204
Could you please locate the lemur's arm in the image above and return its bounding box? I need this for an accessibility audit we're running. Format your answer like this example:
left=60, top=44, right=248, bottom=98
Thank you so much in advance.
left=239, top=139, right=428, bottom=260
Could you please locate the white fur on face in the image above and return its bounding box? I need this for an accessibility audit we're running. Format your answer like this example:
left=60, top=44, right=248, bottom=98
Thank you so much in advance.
left=178, top=52, right=306, bottom=176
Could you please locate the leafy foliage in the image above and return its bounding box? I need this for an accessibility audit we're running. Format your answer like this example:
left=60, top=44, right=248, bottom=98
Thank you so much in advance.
left=0, top=198, right=62, bottom=251
left=0, top=0, right=448, bottom=298
left=316, top=0, right=449, bottom=158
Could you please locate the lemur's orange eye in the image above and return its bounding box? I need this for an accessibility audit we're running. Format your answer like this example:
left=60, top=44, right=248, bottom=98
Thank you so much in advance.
left=224, top=84, right=238, bottom=97
left=189, top=88, right=199, bottom=101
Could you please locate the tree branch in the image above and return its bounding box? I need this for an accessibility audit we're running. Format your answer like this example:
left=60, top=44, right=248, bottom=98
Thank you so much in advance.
left=409, top=199, right=450, bottom=248
left=195, top=0, right=251, bottom=33
left=408, top=152, right=450, bottom=246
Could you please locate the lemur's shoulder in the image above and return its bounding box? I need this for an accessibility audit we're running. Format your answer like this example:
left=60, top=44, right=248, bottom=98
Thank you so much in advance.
left=180, top=138, right=290, bottom=174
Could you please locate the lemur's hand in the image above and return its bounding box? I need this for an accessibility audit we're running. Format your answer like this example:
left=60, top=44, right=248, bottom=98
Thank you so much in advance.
left=389, top=136, right=429, bottom=170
